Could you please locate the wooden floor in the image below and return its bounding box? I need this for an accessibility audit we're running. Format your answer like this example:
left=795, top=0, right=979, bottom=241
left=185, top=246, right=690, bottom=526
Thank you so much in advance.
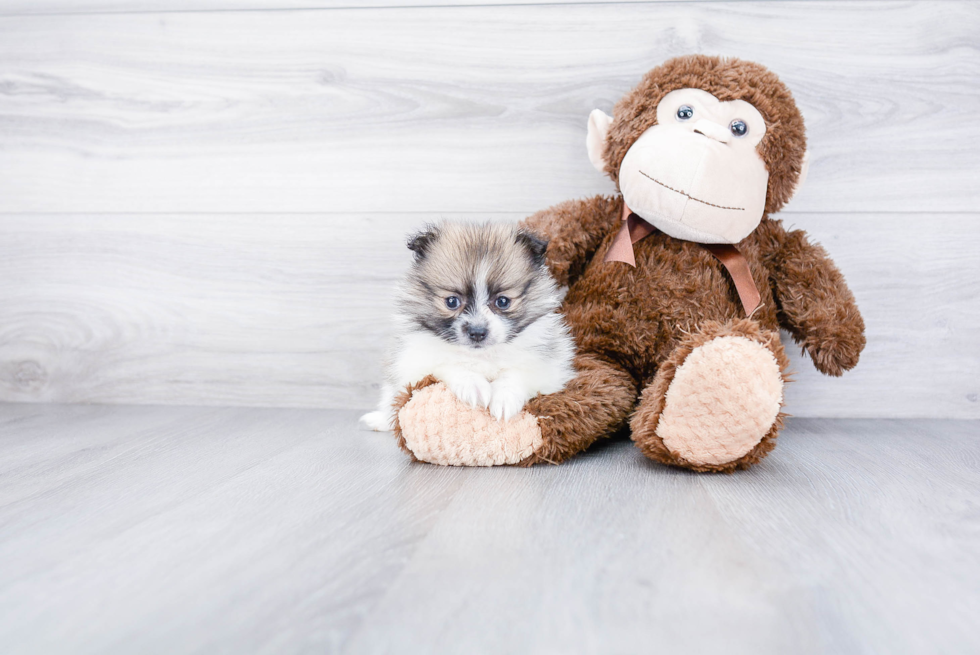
left=0, top=404, right=977, bottom=654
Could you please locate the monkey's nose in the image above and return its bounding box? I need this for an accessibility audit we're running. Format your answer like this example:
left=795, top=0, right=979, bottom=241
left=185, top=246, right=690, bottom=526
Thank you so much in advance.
left=466, top=325, right=488, bottom=342
left=692, top=119, right=731, bottom=144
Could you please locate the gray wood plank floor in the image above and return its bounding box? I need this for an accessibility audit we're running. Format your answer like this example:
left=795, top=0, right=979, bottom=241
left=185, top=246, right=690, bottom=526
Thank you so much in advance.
left=1, top=404, right=977, bottom=654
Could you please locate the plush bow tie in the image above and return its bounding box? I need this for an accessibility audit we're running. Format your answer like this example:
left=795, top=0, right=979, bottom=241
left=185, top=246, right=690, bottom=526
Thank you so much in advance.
left=605, top=202, right=762, bottom=317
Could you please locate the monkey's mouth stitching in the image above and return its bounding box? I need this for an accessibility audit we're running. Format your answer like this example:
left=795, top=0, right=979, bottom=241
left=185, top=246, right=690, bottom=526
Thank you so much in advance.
left=639, top=171, right=745, bottom=211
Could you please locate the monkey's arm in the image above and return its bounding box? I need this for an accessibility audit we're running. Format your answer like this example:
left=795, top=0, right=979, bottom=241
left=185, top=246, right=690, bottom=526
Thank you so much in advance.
left=521, top=195, right=620, bottom=287
left=764, top=222, right=866, bottom=376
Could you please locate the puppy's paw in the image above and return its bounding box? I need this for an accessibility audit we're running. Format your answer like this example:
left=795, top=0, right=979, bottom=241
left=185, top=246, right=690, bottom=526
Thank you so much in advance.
left=360, top=411, right=393, bottom=432
left=446, top=373, right=492, bottom=410
left=489, top=379, right=529, bottom=421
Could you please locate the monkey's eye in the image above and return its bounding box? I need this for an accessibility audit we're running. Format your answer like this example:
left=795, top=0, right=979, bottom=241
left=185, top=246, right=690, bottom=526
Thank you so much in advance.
left=729, top=119, right=748, bottom=137
left=676, top=105, right=694, bottom=121
left=494, top=296, right=511, bottom=310
left=445, top=296, right=460, bottom=310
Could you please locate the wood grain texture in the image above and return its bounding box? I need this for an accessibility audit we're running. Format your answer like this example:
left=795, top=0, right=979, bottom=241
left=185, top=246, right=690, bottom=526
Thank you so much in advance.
left=0, top=212, right=977, bottom=418
left=0, top=213, right=416, bottom=410
left=0, top=2, right=976, bottom=416
left=0, top=404, right=977, bottom=654
left=0, top=2, right=977, bottom=214
left=0, top=0, right=702, bottom=16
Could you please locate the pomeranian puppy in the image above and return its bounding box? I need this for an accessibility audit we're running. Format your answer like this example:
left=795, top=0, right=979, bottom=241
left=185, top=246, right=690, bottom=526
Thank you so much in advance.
left=361, top=221, right=576, bottom=431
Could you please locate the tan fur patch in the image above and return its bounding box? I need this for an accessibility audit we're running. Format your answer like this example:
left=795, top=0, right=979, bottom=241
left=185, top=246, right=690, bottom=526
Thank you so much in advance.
left=656, top=335, right=783, bottom=466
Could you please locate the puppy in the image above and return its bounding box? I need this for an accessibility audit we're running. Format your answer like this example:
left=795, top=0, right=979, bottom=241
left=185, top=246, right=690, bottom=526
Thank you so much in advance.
left=361, top=221, right=576, bottom=431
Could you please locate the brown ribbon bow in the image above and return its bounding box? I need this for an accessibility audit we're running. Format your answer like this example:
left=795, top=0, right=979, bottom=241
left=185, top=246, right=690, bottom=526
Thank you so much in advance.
left=604, top=202, right=762, bottom=317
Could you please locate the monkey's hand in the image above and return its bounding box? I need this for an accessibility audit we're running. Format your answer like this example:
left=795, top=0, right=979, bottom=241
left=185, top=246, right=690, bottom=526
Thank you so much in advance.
left=522, top=195, right=621, bottom=287
left=767, top=226, right=866, bottom=377
left=797, top=321, right=865, bottom=377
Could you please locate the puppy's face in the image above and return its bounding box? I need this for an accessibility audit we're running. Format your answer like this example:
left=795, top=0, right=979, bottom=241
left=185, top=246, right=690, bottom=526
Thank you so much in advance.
left=400, top=222, right=556, bottom=349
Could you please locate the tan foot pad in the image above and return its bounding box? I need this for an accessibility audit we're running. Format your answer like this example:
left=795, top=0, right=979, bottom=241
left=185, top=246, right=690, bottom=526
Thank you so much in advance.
left=398, top=382, right=543, bottom=466
left=657, top=336, right=783, bottom=466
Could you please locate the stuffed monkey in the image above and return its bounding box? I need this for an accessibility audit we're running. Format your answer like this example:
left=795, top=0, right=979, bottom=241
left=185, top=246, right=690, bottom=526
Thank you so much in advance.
left=392, top=55, right=865, bottom=472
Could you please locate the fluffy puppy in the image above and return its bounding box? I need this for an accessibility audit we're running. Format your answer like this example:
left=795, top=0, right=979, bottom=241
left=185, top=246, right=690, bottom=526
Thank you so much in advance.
left=361, top=221, right=576, bottom=431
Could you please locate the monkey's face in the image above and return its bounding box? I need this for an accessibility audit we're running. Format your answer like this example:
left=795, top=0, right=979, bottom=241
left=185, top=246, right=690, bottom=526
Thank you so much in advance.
left=617, top=89, right=770, bottom=244
left=587, top=57, right=810, bottom=245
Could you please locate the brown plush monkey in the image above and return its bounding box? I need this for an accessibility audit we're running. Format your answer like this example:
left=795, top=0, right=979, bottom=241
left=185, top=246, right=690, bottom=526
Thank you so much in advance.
left=393, top=55, right=865, bottom=472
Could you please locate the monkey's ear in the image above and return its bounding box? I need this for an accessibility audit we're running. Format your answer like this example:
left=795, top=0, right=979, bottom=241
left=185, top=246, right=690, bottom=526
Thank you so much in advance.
left=407, top=226, right=438, bottom=261
left=786, top=149, right=811, bottom=204
left=586, top=109, right=613, bottom=173
left=516, top=229, right=549, bottom=266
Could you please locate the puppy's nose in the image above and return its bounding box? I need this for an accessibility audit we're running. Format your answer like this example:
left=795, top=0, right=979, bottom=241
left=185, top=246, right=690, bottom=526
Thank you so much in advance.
left=466, top=325, right=488, bottom=342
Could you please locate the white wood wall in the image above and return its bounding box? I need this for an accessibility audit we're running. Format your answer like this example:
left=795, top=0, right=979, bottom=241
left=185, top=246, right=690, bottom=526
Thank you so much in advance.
left=0, top=1, right=977, bottom=418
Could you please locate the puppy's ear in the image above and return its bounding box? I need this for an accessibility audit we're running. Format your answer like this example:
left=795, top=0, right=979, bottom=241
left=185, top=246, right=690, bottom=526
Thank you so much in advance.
left=407, top=226, right=439, bottom=262
left=516, top=229, right=549, bottom=266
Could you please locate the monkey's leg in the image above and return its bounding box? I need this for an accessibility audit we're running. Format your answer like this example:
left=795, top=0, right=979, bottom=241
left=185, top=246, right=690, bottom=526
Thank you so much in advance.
left=390, top=354, right=636, bottom=467
left=519, top=354, right=638, bottom=466
left=631, top=319, right=791, bottom=473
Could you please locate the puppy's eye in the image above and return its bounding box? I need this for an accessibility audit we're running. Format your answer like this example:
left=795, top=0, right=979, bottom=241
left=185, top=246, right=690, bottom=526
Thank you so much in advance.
left=729, top=119, right=748, bottom=137
left=445, top=296, right=460, bottom=310
left=676, top=105, right=694, bottom=121
left=494, top=296, right=511, bottom=310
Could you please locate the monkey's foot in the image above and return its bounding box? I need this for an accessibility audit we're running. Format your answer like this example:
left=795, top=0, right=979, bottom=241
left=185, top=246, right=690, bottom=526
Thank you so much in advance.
left=392, top=376, right=542, bottom=466
left=631, top=320, right=790, bottom=473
